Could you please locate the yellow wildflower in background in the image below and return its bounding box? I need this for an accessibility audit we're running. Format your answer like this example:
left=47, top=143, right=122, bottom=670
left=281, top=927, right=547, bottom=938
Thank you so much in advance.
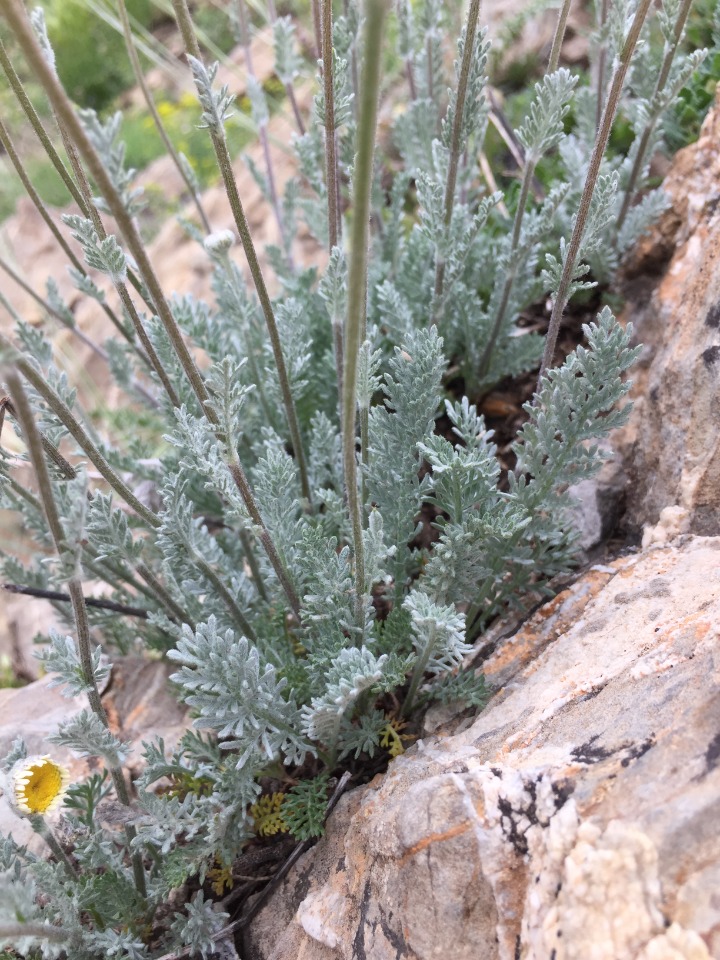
left=10, top=756, right=69, bottom=816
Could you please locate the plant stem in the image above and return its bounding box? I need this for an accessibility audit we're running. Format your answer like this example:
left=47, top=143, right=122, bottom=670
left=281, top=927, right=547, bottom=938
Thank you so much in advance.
left=548, top=0, right=572, bottom=72
left=234, top=0, right=290, bottom=259
left=0, top=333, right=160, bottom=527
left=537, top=0, right=653, bottom=391
left=477, top=159, right=534, bottom=378
left=433, top=0, right=481, bottom=310
left=239, top=527, right=268, bottom=602
left=321, top=0, right=342, bottom=250
left=136, top=562, right=196, bottom=629
left=401, top=624, right=436, bottom=718
left=595, top=0, right=610, bottom=133
left=616, top=0, right=694, bottom=231
left=171, top=0, right=312, bottom=509
left=2, top=583, right=154, bottom=619
left=116, top=0, right=211, bottom=233
left=344, top=0, right=388, bottom=634
left=0, top=38, right=88, bottom=211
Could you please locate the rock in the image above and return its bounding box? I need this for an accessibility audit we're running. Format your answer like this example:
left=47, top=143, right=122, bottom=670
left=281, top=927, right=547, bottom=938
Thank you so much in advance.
left=0, top=657, right=188, bottom=854
left=619, top=89, right=720, bottom=539
left=244, top=536, right=720, bottom=960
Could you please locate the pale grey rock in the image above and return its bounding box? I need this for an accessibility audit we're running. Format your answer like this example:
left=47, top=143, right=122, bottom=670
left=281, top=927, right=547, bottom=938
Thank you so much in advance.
left=244, top=537, right=720, bottom=960
left=619, top=92, right=720, bottom=539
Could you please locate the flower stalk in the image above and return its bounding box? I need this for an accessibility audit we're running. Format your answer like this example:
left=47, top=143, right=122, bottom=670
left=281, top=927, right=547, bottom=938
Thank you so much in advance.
left=537, top=0, right=653, bottom=390
left=344, top=0, right=388, bottom=632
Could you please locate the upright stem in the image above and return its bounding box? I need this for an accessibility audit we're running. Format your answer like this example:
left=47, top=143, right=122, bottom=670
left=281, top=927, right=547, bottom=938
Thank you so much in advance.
left=537, top=0, right=653, bottom=391
left=344, top=0, right=388, bottom=634
left=31, top=819, right=78, bottom=878
left=234, top=0, right=291, bottom=258
left=548, top=0, right=572, bottom=72
left=433, top=0, right=481, bottom=309
left=171, top=0, right=312, bottom=509
left=477, top=159, right=534, bottom=378
left=595, top=0, right=610, bottom=133
left=116, top=0, right=211, bottom=233
left=0, top=333, right=160, bottom=527
left=0, top=39, right=88, bottom=212
left=616, top=0, right=694, bottom=231
left=321, top=0, right=342, bottom=250
left=321, top=0, right=344, bottom=403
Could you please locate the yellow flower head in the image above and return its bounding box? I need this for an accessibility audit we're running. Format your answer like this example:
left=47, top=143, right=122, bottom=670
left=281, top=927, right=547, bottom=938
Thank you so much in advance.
left=10, top=756, right=69, bottom=816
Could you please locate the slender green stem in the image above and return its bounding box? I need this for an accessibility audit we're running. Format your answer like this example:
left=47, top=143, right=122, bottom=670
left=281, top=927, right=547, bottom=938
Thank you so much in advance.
left=616, top=0, right=694, bottom=231
left=31, top=818, right=77, bottom=877
left=136, top=562, right=195, bottom=629
left=321, top=0, right=344, bottom=403
left=235, top=0, right=290, bottom=257
left=0, top=38, right=88, bottom=211
left=68, top=577, right=108, bottom=722
left=433, top=0, right=481, bottom=311
left=548, top=0, right=573, bottom=72
left=477, top=159, right=534, bottom=378
left=190, top=550, right=258, bottom=642
left=5, top=370, right=65, bottom=551
left=595, top=0, right=610, bottom=133
left=116, top=0, right=211, bottom=233
left=344, top=0, right=388, bottom=635
left=0, top=333, right=159, bottom=527
left=537, top=0, right=653, bottom=391
left=171, top=0, right=312, bottom=509
left=322, top=0, right=341, bottom=250
left=239, top=528, right=268, bottom=602
left=401, top=625, right=436, bottom=718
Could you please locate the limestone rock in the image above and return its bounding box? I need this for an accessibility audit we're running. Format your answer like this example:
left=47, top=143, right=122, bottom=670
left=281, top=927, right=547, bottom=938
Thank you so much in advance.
left=244, top=537, right=720, bottom=960
left=619, top=90, right=720, bottom=538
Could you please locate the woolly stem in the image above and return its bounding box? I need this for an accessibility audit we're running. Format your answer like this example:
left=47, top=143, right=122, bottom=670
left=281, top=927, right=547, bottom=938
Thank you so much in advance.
left=344, top=0, right=388, bottom=634
left=548, top=0, right=572, bottom=72
left=433, top=0, right=481, bottom=310
left=116, top=0, right=211, bottom=233
left=401, top=624, right=436, bottom=718
left=234, top=0, right=291, bottom=258
left=322, top=0, right=342, bottom=250
left=616, top=0, right=694, bottom=231
left=30, top=819, right=78, bottom=878
left=0, top=38, right=88, bottom=211
left=171, top=0, right=312, bottom=509
left=595, top=0, right=610, bottom=133
left=0, top=333, right=159, bottom=527
left=477, top=158, right=535, bottom=378
left=537, top=0, right=652, bottom=391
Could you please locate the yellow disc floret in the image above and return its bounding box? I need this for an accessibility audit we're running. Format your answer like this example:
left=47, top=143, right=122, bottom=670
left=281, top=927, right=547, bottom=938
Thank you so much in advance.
left=11, top=756, right=68, bottom=815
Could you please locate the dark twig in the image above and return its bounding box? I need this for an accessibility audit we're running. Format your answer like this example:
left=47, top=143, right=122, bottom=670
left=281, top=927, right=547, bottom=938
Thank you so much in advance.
left=2, top=583, right=153, bottom=620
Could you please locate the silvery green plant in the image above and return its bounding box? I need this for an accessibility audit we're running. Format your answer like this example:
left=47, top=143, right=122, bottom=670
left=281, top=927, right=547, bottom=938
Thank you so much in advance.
left=0, top=0, right=702, bottom=955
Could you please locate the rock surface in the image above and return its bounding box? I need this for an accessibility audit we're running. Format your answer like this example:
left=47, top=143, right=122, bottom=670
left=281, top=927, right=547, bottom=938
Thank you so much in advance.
left=245, top=536, right=720, bottom=960
left=619, top=89, right=720, bottom=540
